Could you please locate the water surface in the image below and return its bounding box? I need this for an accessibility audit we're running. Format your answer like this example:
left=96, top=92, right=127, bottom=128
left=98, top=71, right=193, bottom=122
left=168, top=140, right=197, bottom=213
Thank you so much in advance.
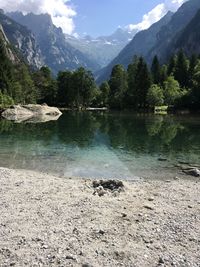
left=0, top=112, right=199, bottom=180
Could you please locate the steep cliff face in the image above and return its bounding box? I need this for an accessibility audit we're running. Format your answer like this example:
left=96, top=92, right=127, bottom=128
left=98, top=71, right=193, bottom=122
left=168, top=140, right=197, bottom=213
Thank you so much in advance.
left=8, top=12, right=100, bottom=73
left=0, top=24, right=17, bottom=63
left=170, top=9, right=200, bottom=56
left=147, top=0, right=200, bottom=63
left=0, top=12, right=43, bottom=69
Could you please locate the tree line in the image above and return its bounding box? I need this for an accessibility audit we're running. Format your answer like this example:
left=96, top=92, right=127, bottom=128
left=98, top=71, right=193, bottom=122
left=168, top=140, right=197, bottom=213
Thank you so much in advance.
left=0, top=36, right=200, bottom=111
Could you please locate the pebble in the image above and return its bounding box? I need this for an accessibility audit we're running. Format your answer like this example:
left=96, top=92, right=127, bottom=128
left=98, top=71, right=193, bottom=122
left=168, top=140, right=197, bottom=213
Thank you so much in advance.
left=144, top=205, right=154, bottom=210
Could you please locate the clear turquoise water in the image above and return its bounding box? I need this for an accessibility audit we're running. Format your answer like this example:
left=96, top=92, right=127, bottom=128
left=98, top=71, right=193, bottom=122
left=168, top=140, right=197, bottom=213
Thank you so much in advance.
left=0, top=112, right=200, bottom=180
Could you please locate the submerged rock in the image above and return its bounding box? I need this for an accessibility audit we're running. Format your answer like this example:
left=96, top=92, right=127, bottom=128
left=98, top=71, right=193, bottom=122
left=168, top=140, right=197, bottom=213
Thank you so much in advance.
left=183, top=168, right=200, bottom=177
left=2, top=104, right=62, bottom=123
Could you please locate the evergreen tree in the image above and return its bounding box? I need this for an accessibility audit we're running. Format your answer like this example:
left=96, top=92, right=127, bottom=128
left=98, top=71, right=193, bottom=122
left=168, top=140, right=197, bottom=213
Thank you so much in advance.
left=0, top=39, right=13, bottom=96
left=72, top=67, right=96, bottom=108
left=167, top=54, right=176, bottom=76
left=126, top=56, right=139, bottom=107
left=190, top=60, right=200, bottom=109
left=33, top=66, right=57, bottom=105
left=134, top=57, right=152, bottom=108
left=151, top=55, right=161, bottom=84
left=57, top=70, right=73, bottom=107
left=160, top=65, right=168, bottom=85
left=188, top=54, right=198, bottom=88
left=15, top=65, right=37, bottom=104
left=99, top=81, right=110, bottom=107
left=108, top=64, right=128, bottom=109
left=174, top=50, right=189, bottom=88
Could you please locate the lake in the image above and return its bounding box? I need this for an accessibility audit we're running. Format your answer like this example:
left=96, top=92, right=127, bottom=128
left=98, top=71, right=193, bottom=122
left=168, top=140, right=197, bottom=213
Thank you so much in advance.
left=0, top=111, right=199, bottom=180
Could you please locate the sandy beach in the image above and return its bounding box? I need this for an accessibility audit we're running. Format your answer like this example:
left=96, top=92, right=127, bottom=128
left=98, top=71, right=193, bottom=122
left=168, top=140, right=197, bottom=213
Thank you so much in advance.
left=0, top=167, right=200, bottom=267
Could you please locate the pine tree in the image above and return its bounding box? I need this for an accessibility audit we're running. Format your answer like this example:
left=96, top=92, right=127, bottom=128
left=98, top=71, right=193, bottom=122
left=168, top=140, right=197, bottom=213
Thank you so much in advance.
left=167, top=55, right=176, bottom=76
left=134, top=57, right=152, bottom=108
left=57, top=70, right=73, bottom=107
left=174, top=50, right=189, bottom=88
left=151, top=55, right=161, bottom=84
left=126, top=56, right=139, bottom=107
left=108, top=64, right=128, bottom=109
left=99, top=81, right=110, bottom=107
left=0, top=39, right=13, bottom=96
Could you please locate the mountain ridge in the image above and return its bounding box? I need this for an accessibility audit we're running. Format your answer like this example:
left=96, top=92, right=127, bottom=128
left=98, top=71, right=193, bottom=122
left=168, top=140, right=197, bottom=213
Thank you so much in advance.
left=0, top=11, right=43, bottom=69
left=96, top=11, right=173, bottom=83
left=7, top=11, right=100, bottom=73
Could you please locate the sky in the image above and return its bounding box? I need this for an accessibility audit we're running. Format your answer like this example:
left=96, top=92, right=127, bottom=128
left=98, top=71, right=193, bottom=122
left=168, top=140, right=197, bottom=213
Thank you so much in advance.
left=0, top=0, right=187, bottom=37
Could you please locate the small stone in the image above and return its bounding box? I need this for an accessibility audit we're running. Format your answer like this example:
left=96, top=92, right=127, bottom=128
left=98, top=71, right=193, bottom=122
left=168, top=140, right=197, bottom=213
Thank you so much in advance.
left=148, top=197, right=154, bottom=202
left=99, top=230, right=105, bottom=235
left=158, top=257, right=165, bottom=264
left=144, top=205, right=154, bottom=210
left=158, top=158, right=167, bottom=162
left=122, top=213, right=127, bottom=218
left=174, top=176, right=179, bottom=180
left=65, top=255, right=76, bottom=260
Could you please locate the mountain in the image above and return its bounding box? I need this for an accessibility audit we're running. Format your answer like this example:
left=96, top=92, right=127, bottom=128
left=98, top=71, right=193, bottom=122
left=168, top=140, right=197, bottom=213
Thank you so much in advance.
left=0, top=11, right=43, bottom=68
left=8, top=12, right=100, bottom=73
left=97, top=11, right=173, bottom=83
left=0, top=24, right=18, bottom=64
left=65, top=27, right=137, bottom=68
left=147, top=0, right=200, bottom=63
left=97, top=0, right=200, bottom=83
left=167, top=9, right=200, bottom=57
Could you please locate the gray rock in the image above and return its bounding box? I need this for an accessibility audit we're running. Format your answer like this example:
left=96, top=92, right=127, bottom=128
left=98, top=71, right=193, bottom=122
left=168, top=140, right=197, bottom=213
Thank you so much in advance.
left=183, top=168, right=200, bottom=177
left=2, top=104, right=62, bottom=123
left=93, top=179, right=124, bottom=192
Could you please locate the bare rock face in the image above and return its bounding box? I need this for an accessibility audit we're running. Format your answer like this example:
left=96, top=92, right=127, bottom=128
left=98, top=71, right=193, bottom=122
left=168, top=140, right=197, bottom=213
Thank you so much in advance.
left=2, top=104, right=62, bottom=123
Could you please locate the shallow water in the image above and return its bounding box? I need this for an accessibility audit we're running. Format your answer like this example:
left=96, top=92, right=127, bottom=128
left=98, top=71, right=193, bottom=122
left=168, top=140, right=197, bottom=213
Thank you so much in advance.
left=0, top=111, right=200, bottom=180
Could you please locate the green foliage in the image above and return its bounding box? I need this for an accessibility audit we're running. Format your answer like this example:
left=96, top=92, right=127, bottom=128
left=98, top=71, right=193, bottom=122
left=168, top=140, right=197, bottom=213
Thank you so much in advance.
left=174, top=50, right=189, bottom=88
left=151, top=56, right=161, bottom=84
left=0, top=33, right=199, bottom=112
left=99, top=81, right=110, bottom=107
left=134, top=57, right=152, bottom=107
left=109, top=64, right=127, bottom=109
left=56, top=67, right=96, bottom=108
left=0, top=38, right=13, bottom=95
left=0, top=91, right=14, bottom=108
left=167, top=55, right=176, bottom=76
left=126, top=56, right=139, bottom=107
left=147, top=84, right=164, bottom=107
left=163, top=76, right=182, bottom=105
left=190, top=60, right=200, bottom=109
left=33, top=66, right=57, bottom=105
left=14, top=64, right=37, bottom=104
left=57, top=70, right=73, bottom=107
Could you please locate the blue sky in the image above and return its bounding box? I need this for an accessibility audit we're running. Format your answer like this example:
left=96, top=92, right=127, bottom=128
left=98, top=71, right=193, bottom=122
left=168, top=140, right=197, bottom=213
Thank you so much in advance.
left=0, top=0, right=186, bottom=37
left=72, top=0, right=162, bottom=37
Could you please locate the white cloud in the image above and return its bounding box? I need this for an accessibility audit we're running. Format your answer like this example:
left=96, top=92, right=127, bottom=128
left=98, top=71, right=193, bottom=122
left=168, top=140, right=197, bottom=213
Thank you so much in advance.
left=127, top=0, right=187, bottom=32
left=0, top=0, right=76, bottom=34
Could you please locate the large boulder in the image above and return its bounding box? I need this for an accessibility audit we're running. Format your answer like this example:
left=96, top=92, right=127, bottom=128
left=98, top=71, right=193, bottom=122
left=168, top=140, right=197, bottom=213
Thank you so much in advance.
left=2, top=104, right=62, bottom=122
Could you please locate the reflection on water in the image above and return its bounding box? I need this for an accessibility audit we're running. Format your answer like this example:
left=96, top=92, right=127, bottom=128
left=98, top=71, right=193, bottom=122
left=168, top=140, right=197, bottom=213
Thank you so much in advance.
left=0, top=112, right=200, bottom=179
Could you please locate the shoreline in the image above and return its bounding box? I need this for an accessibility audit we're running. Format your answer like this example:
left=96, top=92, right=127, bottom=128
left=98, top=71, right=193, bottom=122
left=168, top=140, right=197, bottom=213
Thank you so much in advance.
left=0, top=167, right=199, bottom=266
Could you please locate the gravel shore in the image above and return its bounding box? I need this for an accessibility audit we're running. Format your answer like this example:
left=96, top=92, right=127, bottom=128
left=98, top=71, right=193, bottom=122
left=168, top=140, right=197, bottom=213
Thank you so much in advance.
left=0, top=167, right=200, bottom=267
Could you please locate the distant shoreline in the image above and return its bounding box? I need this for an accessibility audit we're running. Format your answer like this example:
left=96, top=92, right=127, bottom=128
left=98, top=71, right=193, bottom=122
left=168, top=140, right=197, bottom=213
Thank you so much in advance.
left=0, top=167, right=199, bottom=266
